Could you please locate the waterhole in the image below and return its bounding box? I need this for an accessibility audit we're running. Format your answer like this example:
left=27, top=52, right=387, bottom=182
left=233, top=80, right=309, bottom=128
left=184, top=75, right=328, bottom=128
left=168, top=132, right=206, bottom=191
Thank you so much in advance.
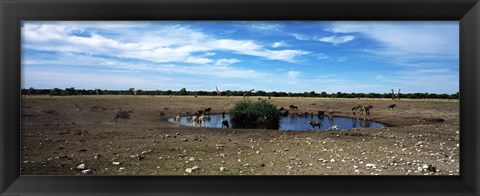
left=168, top=114, right=384, bottom=131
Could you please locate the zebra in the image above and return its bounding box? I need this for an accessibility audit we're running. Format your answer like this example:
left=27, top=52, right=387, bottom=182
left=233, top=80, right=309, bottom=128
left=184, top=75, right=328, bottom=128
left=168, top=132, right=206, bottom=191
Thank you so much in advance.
left=352, top=105, right=363, bottom=116
left=355, top=105, right=373, bottom=121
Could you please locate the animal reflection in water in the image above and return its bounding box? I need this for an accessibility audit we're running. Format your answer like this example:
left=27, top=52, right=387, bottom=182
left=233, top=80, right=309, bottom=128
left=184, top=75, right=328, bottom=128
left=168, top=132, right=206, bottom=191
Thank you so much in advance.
left=170, top=113, right=383, bottom=131
left=221, top=120, right=229, bottom=128
left=351, top=118, right=371, bottom=128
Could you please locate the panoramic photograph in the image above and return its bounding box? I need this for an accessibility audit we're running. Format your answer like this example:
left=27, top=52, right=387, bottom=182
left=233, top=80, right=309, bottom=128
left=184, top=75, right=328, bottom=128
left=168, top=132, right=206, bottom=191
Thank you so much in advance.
left=20, top=21, right=459, bottom=175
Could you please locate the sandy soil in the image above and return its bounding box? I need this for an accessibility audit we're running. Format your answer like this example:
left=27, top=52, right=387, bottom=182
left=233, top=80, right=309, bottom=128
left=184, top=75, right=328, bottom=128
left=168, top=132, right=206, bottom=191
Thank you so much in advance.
left=20, top=95, right=459, bottom=175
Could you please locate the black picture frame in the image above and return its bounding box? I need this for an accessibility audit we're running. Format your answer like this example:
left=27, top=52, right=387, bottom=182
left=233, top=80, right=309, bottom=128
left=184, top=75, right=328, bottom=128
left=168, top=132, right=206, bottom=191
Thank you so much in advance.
left=1, top=0, right=479, bottom=195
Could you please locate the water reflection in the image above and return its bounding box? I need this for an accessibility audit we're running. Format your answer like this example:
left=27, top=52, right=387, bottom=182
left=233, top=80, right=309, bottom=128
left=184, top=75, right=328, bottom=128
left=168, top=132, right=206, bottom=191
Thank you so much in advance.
left=169, top=113, right=383, bottom=131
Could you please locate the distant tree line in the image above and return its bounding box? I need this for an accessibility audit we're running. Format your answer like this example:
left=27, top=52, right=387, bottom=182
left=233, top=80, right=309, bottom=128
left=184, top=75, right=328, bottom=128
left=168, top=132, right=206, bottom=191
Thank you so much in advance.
left=21, top=87, right=460, bottom=100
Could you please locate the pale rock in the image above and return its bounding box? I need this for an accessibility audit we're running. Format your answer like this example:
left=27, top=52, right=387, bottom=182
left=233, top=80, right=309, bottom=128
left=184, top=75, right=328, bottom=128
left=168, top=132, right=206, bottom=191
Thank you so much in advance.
left=81, top=169, right=92, bottom=174
left=192, top=165, right=200, bottom=171
left=76, top=163, right=86, bottom=170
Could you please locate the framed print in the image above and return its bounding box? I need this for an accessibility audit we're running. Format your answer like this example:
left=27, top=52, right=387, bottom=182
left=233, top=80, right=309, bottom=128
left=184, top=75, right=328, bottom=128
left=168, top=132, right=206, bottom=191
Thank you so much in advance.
left=1, top=0, right=479, bottom=195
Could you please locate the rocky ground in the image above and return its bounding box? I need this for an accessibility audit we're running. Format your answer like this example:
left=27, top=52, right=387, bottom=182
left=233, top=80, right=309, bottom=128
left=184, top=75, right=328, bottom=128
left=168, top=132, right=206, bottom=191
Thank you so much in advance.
left=20, top=95, right=459, bottom=175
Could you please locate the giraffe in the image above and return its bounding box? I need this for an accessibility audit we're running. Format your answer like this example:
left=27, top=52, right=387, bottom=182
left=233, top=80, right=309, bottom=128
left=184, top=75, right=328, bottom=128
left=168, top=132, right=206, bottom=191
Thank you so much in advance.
left=391, top=89, right=395, bottom=100
left=27, top=88, right=33, bottom=97
left=215, top=86, right=221, bottom=96
left=396, top=89, right=401, bottom=100
left=243, top=89, right=254, bottom=98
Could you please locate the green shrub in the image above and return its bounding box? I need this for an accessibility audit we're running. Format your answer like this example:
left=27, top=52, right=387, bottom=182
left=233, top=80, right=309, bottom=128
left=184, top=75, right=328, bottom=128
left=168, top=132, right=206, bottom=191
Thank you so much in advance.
left=230, top=100, right=280, bottom=129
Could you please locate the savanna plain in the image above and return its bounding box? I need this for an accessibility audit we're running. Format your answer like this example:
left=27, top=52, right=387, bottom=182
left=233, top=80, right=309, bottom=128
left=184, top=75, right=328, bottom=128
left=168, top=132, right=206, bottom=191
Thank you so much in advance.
left=21, top=95, right=459, bottom=175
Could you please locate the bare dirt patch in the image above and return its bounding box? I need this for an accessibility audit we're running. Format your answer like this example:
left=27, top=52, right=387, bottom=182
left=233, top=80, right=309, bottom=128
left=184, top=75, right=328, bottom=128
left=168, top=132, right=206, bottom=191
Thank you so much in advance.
left=21, top=95, right=459, bottom=175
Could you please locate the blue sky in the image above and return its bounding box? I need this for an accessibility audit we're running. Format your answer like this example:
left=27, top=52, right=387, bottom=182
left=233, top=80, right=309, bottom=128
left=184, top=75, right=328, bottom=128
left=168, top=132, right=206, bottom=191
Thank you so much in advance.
left=21, top=21, right=459, bottom=94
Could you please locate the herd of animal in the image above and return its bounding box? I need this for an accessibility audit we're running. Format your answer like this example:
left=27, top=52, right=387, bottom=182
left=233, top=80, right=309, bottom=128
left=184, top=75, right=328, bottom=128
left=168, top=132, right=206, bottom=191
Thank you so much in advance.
left=282, top=103, right=397, bottom=130
left=171, top=107, right=230, bottom=129
left=72, top=101, right=398, bottom=130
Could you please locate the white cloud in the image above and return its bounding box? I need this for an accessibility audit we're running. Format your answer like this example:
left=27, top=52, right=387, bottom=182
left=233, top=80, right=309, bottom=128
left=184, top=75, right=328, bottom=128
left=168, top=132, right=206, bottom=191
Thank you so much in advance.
left=311, top=77, right=386, bottom=93
left=287, top=71, right=300, bottom=78
left=23, top=69, right=170, bottom=90
left=264, top=50, right=310, bottom=62
left=317, top=74, right=337, bottom=79
left=317, top=53, right=329, bottom=60
left=373, top=67, right=458, bottom=94
left=327, top=21, right=458, bottom=56
left=272, top=41, right=285, bottom=48
left=291, top=34, right=310, bottom=40
left=201, top=52, right=216, bottom=57
left=22, top=50, right=269, bottom=84
left=214, top=58, right=241, bottom=66
left=250, top=23, right=281, bottom=31
left=318, top=35, right=355, bottom=44
left=337, top=57, right=348, bottom=62
left=22, top=22, right=310, bottom=66
left=213, top=39, right=262, bottom=51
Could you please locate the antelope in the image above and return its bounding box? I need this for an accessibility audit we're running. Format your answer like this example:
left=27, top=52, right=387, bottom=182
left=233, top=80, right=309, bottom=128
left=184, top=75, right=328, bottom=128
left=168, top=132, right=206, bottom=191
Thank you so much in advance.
left=387, top=104, right=396, bottom=110
left=308, top=120, right=322, bottom=129
left=204, top=107, right=212, bottom=114
left=159, top=111, right=165, bottom=117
